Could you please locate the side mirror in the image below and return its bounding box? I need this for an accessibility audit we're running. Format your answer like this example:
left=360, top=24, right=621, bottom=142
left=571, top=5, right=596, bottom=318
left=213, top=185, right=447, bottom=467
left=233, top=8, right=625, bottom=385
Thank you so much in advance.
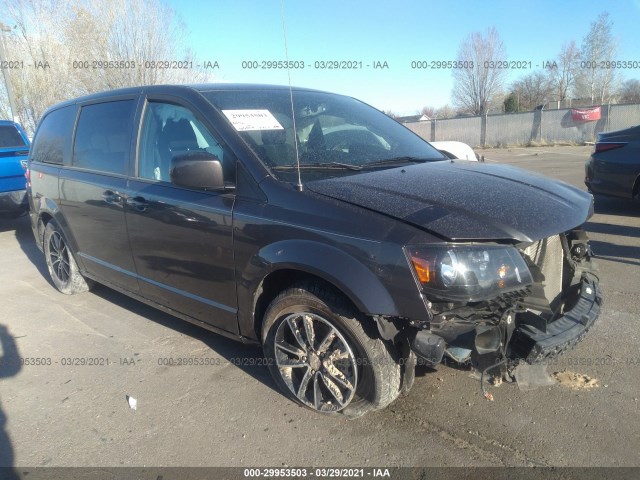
left=170, top=152, right=225, bottom=190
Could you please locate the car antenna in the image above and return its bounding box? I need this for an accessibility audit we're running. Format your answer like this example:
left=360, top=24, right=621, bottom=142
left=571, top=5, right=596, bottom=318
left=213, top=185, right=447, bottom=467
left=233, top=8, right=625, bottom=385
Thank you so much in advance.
left=280, top=0, right=303, bottom=191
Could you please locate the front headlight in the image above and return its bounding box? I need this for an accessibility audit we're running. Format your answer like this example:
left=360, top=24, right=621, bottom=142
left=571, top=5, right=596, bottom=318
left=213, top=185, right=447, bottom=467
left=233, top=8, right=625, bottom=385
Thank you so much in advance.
left=405, top=245, right=533, bottom=302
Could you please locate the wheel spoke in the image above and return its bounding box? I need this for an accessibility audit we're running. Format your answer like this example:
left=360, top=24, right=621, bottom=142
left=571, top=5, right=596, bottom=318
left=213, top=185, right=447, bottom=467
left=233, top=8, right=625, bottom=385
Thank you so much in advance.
left=277, top=358, right=307, bottom=368
left=52, top=232, right=61, bottom=253
left=313, top=372, right=322, bottom=410
left=323, top=362, right=355, bottom=392
left=328, top=348, right=349, bottom=363
left=317, top=330, right=337, bottom=354
left=286, top=316, right=308, bottom=351
left=275, top=339, right=306, bottom=358
left=319, top=373, right=345, bottom=407
left=302, top=314, right=315, bottom=349
left=296, top=366, right=313, bottom=401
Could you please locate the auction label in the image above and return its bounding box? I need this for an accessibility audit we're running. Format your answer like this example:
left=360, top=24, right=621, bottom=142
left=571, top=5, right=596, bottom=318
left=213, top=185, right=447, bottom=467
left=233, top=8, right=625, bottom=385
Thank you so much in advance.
left=223, top=110, right=284, bottom=131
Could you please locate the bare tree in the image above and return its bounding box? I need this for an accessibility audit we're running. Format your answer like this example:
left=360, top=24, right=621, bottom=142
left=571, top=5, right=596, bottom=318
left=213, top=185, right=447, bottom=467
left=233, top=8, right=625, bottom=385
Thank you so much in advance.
left=420, top=105, right=435, bottom=119
left=434, top=104, right=456, bottom=119
left=618, top=79, right=640, bottom=104
left=510, top=71, right=554, bottom=111
left=452, top=27, right=508, bottom=115
left=547, top=41, right=580, bottom=103
left=0, top=0, right=214, bottom=133
left=576, top=12, right=618, bottom=104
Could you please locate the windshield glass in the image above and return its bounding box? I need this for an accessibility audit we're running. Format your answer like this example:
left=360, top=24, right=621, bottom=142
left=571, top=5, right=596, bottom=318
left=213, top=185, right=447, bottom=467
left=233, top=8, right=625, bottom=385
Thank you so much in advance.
left=202, top=89, right=445, bottom=181
left=0, top=125, right=27, bottom=148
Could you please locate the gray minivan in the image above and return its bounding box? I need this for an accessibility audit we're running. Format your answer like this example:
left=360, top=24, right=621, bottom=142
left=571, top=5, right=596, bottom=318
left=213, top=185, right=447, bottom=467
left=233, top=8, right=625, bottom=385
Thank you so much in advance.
left=27, top=84, right=601, bottom=416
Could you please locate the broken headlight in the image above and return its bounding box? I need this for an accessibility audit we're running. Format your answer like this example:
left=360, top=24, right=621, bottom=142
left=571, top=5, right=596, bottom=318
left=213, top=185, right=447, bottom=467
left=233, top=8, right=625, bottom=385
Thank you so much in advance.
left=405, top=245, right=533, bottom=302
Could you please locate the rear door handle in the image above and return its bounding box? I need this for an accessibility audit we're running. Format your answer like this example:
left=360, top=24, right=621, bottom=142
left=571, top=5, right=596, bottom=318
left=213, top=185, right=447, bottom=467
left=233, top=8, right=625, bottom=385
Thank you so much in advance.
left=126, top=196, right=149, bottom=212
left=102, top=190, right=123, bottom=205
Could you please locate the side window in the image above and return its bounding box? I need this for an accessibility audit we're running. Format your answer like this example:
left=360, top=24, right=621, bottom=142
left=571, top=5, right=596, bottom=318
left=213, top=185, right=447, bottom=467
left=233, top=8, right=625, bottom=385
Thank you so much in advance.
left=31, top=106, right=78, bottom=165
left=72, top=100, right=135, bottom=175
left=138, top=102, right=233, bottom=183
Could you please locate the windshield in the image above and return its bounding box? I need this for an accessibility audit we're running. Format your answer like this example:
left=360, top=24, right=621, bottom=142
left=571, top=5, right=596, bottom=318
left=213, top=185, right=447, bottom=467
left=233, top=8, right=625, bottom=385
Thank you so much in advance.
left=202, top=89, right=445, bottom=181
left=0, top=125, right=27, bottom=148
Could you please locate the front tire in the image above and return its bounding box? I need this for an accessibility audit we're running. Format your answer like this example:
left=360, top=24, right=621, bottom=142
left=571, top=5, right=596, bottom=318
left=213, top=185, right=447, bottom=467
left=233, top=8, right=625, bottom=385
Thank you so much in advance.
left=43, top=221, right=93, bottom=295
left=262, top=282, right=401, bottom=417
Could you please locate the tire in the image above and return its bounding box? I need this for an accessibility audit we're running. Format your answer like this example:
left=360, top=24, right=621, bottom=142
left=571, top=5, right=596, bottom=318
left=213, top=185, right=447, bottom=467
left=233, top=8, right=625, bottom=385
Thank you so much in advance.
left=262, top=282, right=401, bottom=417
left=43, top=221, right=93, bottom=295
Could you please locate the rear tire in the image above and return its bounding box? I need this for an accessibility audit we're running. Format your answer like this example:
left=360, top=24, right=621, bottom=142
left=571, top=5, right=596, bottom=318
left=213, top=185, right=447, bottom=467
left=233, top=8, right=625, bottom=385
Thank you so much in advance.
left=43, top=221, right=93, bottom=295
left=262, top=282, right=401, bottom=417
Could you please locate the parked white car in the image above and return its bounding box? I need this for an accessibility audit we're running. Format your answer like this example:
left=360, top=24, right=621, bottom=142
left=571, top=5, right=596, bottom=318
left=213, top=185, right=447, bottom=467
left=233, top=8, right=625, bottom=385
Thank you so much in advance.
left=430, top=141, right=483, bottom=162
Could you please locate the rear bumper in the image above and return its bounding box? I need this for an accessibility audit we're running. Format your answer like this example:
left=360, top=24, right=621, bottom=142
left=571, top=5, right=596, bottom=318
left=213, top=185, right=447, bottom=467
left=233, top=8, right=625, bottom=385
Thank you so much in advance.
left=0, top=189, right=28, bottom=215
left=512, top=272, right=602, bottom=363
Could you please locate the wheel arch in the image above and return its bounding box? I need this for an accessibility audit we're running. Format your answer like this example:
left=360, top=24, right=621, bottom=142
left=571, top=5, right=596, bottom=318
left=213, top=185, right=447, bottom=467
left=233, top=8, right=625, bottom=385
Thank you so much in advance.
left=239, top=240, right=400, bottom=341
left=33, top=198, right=80, bottom=254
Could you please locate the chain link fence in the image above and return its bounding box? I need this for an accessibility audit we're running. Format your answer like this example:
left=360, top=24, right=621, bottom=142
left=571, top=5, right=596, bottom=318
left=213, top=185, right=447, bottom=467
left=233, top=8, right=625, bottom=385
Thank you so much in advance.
left=406, top=103, right=640, bottom=147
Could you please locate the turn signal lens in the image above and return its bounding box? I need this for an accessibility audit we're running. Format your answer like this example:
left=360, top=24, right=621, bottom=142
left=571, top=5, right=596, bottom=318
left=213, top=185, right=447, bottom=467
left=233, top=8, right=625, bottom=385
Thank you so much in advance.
left=411, top=255, right=433, bottom=284
left=497, top=264, right=508, bottom=279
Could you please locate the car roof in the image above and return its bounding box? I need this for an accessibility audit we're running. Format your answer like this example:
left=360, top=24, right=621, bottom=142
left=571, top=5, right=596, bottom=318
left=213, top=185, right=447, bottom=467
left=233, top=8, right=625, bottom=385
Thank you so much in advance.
left=0, top=120, right=20, bottom=127
left=45, top=83, right=332, bottom=112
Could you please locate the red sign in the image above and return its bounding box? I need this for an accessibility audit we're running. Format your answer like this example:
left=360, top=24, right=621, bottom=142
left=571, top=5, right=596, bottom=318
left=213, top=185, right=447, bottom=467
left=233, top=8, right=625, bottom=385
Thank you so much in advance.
left=571, top=106, right=601, bottom=122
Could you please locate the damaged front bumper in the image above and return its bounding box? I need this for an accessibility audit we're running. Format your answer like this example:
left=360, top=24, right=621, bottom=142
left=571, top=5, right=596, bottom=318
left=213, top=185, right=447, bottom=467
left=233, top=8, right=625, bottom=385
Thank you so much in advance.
left=510, top=272, right=602, bottom=363
left=404, top=230, right=603, bottom=369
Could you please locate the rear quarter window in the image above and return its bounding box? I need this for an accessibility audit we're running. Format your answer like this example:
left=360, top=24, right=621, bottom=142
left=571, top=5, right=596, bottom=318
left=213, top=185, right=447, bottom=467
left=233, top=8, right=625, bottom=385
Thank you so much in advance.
left=0, top=125, right=26, bottom=148
left=30, top=106, right=78, bottom=165
left=72, top=100, right=135, bottom=175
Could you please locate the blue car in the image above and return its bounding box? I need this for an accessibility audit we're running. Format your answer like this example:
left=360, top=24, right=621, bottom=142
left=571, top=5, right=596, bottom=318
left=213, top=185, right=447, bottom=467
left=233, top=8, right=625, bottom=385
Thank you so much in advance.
left=0, top=120, right=30, bottom=218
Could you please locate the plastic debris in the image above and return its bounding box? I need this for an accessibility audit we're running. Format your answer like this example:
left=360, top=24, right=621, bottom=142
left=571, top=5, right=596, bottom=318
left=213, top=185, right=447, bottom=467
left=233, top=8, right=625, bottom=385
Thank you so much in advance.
left=126, top=395, right=137, bottom=410
left=444, top=347, right=473, bottom=363
left=514, top=363, right=556, bottom=391
left=483, top=391, right=494, bottom=401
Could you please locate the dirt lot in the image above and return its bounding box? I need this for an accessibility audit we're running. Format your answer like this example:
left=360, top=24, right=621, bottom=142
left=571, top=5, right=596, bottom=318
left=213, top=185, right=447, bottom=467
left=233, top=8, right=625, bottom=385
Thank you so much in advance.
left=0, top=145, right=638, bottom=470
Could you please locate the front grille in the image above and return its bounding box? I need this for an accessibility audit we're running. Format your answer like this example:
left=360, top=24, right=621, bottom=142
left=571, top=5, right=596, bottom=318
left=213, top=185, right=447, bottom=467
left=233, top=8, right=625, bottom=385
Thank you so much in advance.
left=523, top=235, right=564, bottom=309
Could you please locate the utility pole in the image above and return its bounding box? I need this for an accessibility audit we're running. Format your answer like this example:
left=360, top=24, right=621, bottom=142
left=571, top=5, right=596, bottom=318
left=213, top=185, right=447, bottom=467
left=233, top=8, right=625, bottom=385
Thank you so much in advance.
left=0, top=22, right=19, bottom=123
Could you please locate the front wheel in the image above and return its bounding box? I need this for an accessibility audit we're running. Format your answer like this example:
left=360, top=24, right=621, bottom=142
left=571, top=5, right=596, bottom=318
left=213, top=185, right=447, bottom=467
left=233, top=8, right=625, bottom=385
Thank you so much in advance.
left=43, top=221, right=93, bottom=295
left=262, top=282, right=401, bottom=417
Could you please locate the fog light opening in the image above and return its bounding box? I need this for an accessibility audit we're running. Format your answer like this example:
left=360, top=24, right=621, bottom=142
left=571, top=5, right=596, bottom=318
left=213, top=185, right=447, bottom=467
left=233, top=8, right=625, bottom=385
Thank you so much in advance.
left=475, top=325, right=502, bottom=355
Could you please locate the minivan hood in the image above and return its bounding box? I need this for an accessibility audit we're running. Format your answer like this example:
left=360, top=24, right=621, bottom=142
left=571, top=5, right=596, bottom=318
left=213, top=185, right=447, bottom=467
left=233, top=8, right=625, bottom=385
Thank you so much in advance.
left=306, top=161, right=593, bottom=243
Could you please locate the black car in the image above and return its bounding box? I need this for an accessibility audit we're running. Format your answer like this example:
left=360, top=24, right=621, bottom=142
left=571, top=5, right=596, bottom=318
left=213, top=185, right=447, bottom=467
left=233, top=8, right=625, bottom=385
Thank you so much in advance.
left=27, top=84, right=601, bottom=416
left=585, top=124, right=640, bottom=200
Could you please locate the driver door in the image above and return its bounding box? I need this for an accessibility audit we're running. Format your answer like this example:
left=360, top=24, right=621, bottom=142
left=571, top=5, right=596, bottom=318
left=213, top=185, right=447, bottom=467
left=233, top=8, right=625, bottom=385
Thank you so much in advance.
left=125, top=98, right=238, bottom=333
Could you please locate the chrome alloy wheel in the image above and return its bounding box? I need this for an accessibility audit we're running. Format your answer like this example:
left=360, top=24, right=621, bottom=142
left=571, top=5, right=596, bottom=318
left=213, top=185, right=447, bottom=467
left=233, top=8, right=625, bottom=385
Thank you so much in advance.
left=273, top=312, right=358, bottom=412
left=48, top=231, right=71, bottom=284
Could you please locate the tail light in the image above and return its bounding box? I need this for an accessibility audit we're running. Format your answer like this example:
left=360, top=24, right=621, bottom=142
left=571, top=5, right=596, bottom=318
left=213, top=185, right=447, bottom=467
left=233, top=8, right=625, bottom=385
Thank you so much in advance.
left=595, top=142, right=626, bottom=153
left=24, top=165, right=31, bottom=188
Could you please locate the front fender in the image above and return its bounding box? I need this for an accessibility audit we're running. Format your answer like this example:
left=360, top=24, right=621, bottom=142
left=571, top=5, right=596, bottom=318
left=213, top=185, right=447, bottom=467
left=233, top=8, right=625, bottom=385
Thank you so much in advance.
left=237, top=239, right=400, bottom=340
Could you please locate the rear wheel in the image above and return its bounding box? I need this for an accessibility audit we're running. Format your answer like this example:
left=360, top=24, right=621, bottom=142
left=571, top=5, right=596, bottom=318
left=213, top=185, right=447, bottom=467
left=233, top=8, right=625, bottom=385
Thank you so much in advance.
left=262, top=282, right=401, bottom=417
left=43, top=221, right=93, bottom=294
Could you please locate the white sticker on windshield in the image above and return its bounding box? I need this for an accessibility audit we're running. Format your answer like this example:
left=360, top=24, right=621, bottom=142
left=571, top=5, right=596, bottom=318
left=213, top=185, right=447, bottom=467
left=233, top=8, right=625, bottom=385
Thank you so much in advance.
left=222, top=110, right=284, bottom=131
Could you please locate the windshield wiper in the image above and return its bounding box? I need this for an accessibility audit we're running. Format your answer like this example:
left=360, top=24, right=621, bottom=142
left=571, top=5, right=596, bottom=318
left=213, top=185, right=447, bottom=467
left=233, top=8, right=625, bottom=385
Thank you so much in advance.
left=272, top=162, right=363, bottom=171
left=362, top=156, right=433, bottom=168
